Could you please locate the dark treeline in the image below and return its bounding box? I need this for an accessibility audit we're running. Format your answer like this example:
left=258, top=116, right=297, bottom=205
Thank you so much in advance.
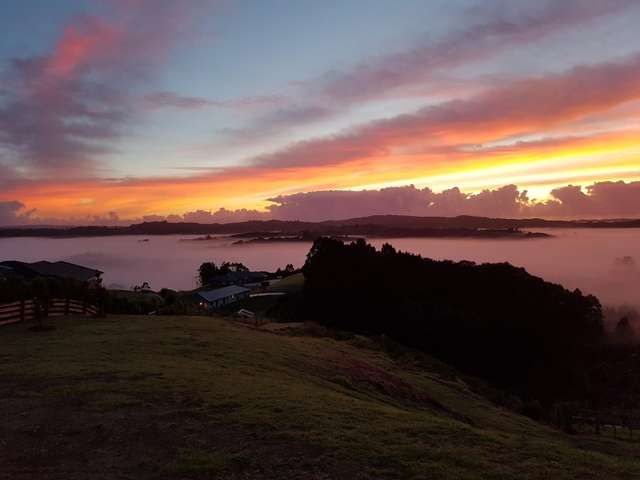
left=198, top=261, right=250, bottom=286
left=299, top=238, right=604, bottom=405
left=2, top=215, right=640, bottom=238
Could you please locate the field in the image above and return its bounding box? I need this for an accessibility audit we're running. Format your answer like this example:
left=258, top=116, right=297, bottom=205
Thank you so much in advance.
left=1, top=315, right=640, bottom=479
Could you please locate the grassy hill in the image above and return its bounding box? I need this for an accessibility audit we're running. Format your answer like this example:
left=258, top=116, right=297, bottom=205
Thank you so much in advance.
left=1, top=315, right=640, bottom=479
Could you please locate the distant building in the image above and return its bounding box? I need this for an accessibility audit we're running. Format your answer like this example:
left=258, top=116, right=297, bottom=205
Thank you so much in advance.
left=0, top=260, right=103, bottom=283
left=197, top=285, right=250, bottom=309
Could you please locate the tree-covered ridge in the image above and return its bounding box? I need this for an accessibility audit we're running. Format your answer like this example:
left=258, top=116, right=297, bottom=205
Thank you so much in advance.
left=302, top=238, right=604, bottom=403
left=2, top=214, right=640, bottom=238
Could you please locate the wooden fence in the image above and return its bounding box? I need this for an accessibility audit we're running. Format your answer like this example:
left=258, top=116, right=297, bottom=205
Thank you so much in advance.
left=0, top=298, right=98, bottom=326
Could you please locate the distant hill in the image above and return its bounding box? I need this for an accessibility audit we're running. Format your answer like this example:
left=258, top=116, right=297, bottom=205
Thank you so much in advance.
left=1, top=214, right=639, bottom=238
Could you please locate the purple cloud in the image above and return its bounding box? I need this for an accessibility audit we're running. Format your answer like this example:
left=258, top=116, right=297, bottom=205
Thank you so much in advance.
left=266, top=181, right=640, bottom=221
left=250, top=52, right=640, bottom=169
left=142, top=91, right=283, bottom=111
left=0, top=1, right=212, bottom=177
left=535, top=181, right=640, bottom=217
left=229, top=0, right=637, bottom=139
left=0, top=200, right=34, bottom=226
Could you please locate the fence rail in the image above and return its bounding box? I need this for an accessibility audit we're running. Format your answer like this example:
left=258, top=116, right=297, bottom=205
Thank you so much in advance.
left=0, top=298, right=97, bottom=326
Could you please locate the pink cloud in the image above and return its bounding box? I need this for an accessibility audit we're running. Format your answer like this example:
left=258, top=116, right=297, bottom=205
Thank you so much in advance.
left=534, top=181, right=640, bottom=217
left=142, top=91, right=283, bottom=111
left=265, top=185, right=527, bottom=221
left=8, top=180, right=640, bottom=226
left=0, top=1, right=212, bottom=177
left=266, top=181, right=640, bottom=221
left=319, top=1, right=634, bottom=103
left=47, top=17, right=121, bottom=79
left=250, top=52, right=640, bottom=169
left=229, top=0, right=637, bottom=139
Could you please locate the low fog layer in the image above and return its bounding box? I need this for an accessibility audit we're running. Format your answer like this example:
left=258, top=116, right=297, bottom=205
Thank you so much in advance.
left=1, top=229, right=638, bottom=312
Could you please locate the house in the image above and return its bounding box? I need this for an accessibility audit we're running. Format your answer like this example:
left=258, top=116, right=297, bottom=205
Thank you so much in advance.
left=197, top=285, right=250, bottom=309
left=0, top=260, right=103, bottom=283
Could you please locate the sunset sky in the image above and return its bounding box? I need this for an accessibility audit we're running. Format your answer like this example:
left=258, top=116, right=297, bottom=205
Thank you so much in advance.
left=1, top=0, right=640, bottom=224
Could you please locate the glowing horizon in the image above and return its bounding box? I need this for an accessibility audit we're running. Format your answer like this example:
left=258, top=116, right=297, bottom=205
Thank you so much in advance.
left=2, top=1, right=640, bottom=224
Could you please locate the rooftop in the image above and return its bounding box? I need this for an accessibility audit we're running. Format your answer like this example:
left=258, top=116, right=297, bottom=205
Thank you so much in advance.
left=0, top=260, right=103, bottom=282
left=198, top=285, right=250, bottom=303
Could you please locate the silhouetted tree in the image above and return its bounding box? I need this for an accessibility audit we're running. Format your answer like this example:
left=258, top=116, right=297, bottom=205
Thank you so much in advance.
left=615, top=317, right=636, bottom=344
left=301, top=237, right=604, bottom=403
left=198, top=261, right=249, bottom=285
left=219, top=262, right=249, bottom=274
left=133, top=281, right=151, bottom=292
left=198, top=262, right=219, bottom=286
left=275, top=263, right=296, bottom=277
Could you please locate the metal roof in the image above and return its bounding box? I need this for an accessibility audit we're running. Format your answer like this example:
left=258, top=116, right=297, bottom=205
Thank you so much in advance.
left=0, top=260, right=102, bottom=282
left=28, top=261, right=103, bottom=282
left=198, top=285, right=250, bottom=303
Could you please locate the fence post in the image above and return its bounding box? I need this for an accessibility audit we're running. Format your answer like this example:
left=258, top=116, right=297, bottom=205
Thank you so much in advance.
left=82, top=299, right=87, bottom=315
left=20, top=299, right=25, bottom=322
left=65, top=297, right=70, bottom=316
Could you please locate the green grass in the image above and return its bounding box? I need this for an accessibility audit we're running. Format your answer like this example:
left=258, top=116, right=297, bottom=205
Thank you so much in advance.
left=1, top=315, right=640, bottom=479
left=266, top=272, right=304, bottom=293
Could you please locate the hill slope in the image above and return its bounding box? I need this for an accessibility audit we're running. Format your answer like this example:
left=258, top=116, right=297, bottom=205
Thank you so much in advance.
left=1, top=316, right=639, bottom=479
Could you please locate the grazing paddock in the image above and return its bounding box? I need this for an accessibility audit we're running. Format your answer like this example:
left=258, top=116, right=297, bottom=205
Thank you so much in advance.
left=1, top=315, right=640, bottom=479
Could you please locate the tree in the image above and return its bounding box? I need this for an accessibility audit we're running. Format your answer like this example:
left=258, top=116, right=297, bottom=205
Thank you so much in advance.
left=133, top=281, right=151, bottom=292
left=275, top=263, right=296, bottom=277
left=198, top=261, right=249, bottom=285
left=198, top=262, right=219, bottom=286
left=219, top=262, right=249, bottom=273
left=300, top=237, right=604, bottom=403
left=615, top=317, right=636, bottom=344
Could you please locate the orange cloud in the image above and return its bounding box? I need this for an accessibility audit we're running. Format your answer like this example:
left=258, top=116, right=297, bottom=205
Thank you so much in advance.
left=2, top=127, right=639, bottom=222
left=3, top=39, right=640, bottom=222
